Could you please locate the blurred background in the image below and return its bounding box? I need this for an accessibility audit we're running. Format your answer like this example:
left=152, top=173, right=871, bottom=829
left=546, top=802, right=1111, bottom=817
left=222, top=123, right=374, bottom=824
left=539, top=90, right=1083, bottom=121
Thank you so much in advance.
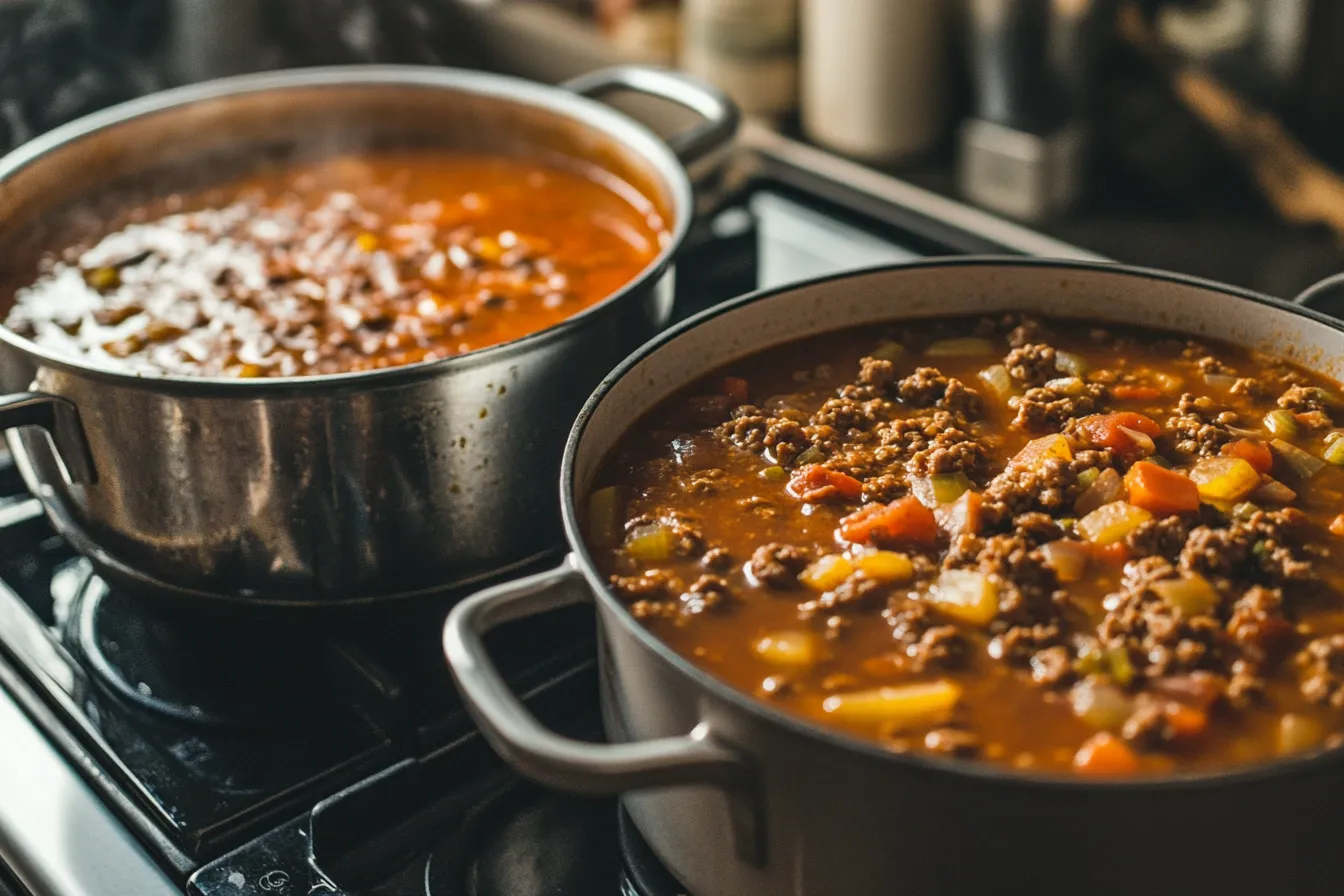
left=4, top=0, right=1344, bottom=297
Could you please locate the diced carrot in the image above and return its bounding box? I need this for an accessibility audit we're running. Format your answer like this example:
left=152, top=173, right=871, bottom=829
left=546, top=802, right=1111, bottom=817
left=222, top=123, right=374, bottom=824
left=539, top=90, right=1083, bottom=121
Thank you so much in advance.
left=786, top=465, right=863, bottom=503
left=1221, top=439, right=1274, bottom=475
left=1164, top=704, right=1209, bottom=740
left=1112, top=384, right=1163, bottom=401
left=1330, top=514, right=1344, bottom=538
left=837, top=496, right=938, bottom=547
left=1124, top=461, right=1200, bottom=516
left=1072, top=732, right=1140, bottom=776
left=721, top=376, right=749, bottom=404
left=1094, top=541, right=1129, bottom=565
left=1076, top=413, right=1162, bottom=460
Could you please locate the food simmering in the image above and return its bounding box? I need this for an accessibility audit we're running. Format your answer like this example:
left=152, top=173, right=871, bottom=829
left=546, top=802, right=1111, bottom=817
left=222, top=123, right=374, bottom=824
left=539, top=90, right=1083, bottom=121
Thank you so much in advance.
left=586, top=313, right=1344, bottom=774
left=3, top=151, right=665, bottom=377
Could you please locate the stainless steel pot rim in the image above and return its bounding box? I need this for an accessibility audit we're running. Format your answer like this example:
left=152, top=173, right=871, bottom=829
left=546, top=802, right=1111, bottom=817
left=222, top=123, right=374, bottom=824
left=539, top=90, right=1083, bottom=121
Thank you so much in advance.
left=0, top=65, right=693, bottom=395
left=560, top=255, right=1344, bottom=792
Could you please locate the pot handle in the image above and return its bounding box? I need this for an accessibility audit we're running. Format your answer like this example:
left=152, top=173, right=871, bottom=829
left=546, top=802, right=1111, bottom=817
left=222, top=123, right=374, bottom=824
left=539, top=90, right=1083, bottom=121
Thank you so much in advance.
left=562, top=65, right=740, bottom=168
left=0, top=392, right=96, bottom=484
left=1292, top=272, right=1344, bottom=311
left=443, top=554, right=764, bottom=865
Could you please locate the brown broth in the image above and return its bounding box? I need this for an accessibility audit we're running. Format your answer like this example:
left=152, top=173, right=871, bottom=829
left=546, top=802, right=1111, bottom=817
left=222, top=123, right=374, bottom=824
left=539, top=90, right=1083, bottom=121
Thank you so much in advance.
left=587, top=316, right=1344, bottom=774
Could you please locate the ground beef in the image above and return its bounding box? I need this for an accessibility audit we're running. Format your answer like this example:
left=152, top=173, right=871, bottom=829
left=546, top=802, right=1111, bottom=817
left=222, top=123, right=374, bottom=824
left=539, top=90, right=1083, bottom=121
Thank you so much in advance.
left=625, top=513, right=704, bottom=558
left=883, top=598, right=969, bottom=671
left=746, top=543, right=809, bottom=589
left=812, top=396, right=881, bottom=432
left=1279, top=384, right=1335, bottom=414
left=1097, top=558, right=1227, bottom=679
left=906, top=437, right=990, bottom=480
left=798, top=576, right=883, bottom=619
left=923, top=727, right=981, bottom=757
left=981, top=450, right=1110, bottom=523
left=1165, top=392, right=1237, bottom=458
left=1004, top=343, right=1059, bottom=386
left=609, top=569, right=680, bottom=603
left=1120, top=697, right=1169, bottom=747
left=1230, top=377, right=1265, bottom=399
left=988, top=622, right=1063, bottom=663
left=1225, top=659, right=1266, bottom=709
left=1297, top=635, right=1344, bottom=707
left=942, top=532, right=1059, bottom=622
left=1012, top=512, right=1064, bottom=545
left=1180, top=509, right=1314, bottom=585
left=1005, top=315, right=1050, bottom=348
left=700, top=547, right=732, bottom=570
left=1011, top=378, right=1107, bottom=429
left=1029, top=645, right=1073, bottom=687
left=856, top=356, right=898, bottom=392
left=1126, top=516, right=1192, bottom=560
left=897, top=367, right=949, bottom=407
left=719, top=406, right=768, bottom=452
left=680, top=575, right=731, bottom=615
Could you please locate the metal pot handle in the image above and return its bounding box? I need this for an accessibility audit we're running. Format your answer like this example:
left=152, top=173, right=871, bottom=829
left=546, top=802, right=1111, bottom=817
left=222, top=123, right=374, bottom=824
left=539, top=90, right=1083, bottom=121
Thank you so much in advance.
left=443, top=554, right=764, bottom=865
left=562, top=65, right=741, bottom=168
left=0, top=392, right=96, bottom=484
left=1292, top=272, right=1344, bottom=310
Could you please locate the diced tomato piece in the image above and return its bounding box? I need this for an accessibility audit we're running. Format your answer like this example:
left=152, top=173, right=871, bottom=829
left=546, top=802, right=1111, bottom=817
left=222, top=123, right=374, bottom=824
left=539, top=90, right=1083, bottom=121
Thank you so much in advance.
left=1076, top=412, right=1162, bottom=460
left=1073, top=732, right=1140, bottom=776
left=786, top=465, right=863, bottom=503
left=721, top=376, right=749, bottom=405
left=1124, top=461, right=1200, bottom=516
left=837, top=496, right=938, bottom=546
left=1094, top=541, right=1129, bottom=565
left=1112, top=385, right=1163, bottom=401
left=1221, top=439, right=1273, bottom=475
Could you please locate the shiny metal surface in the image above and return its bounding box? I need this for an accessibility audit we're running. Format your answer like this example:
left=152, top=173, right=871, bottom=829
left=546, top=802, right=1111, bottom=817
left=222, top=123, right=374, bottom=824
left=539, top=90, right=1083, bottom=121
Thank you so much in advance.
left=0, top=65, right=736, bottom=605
left=448, top=261, right=1344, bottom=895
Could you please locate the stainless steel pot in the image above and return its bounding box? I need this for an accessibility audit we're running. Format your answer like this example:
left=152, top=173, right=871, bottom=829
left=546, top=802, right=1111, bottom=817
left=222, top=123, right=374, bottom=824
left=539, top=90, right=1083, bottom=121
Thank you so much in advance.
left=446, top=260, right=1344, bottom=896
left=0, top=64, right=737, bottom=607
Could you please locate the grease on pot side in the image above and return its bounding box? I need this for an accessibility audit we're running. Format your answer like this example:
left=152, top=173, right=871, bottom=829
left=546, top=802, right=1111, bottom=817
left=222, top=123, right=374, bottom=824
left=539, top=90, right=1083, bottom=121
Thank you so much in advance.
left=3, top=151, right=666, bottom=377
left=585, top=313, right=1344, bottom=774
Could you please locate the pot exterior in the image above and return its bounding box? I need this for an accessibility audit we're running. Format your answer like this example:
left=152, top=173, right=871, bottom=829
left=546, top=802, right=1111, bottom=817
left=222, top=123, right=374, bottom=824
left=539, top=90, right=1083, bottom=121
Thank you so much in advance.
left=0, top=66, right=698, bottom=604
left=562, top=262, right=1344, bottom=895
left=598, top=596, right=1344, bottom=895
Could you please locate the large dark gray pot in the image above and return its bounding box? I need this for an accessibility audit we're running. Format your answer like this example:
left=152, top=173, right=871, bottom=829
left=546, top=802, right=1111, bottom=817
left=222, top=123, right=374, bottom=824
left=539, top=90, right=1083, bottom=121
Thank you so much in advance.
left=446, top=260, right=1344, bottom=896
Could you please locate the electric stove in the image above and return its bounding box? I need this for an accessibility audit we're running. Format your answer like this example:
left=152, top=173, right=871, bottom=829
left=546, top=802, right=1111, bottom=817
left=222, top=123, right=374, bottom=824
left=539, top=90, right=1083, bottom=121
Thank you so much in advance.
left=0, top=121, right=1099, bottom=896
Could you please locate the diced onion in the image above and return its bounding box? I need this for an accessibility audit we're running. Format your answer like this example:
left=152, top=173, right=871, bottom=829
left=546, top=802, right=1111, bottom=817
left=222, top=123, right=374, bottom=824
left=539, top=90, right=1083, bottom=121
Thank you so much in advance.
left=753, top=631, right=821, bottom=668
left=822, top=680, right=962, bottom=729
left=925, top=569, right=999, bottom=625
left=1189, top=456, right=1262, bottom=501
left=1077, top=501, right=1152, bottom=545
left=1040, top=539, right=1091, bottom=583
left=1270, top=439, right=1326, bottom=480
left=800, top=554, right=855, bottom=591
left=1056, top=351, right=1089, bottom=377
left=978, top=364, right=1014, bottom=398
left=925, top=337, right=996, bottom=357
left=1150, top=573, right=1219, bottom=616
left=1074, top=467, right=1124, bottom=516
left=1116, top=425, right=1155, bottom=456
left=910, top=472, right=974, bottom=508
left=870, top=340, right=906, bottom=362
left=1324, top=437, right=1344, bottom=466
left=1202, top=372, right=1238, bottom=390
left=1070, top=679, right=1134, bottom=731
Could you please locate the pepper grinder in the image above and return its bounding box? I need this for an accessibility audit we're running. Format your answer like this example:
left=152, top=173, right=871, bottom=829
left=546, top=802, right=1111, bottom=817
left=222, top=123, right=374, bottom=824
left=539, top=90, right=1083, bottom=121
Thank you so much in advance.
left=958, top=0, right=1113, bottom=221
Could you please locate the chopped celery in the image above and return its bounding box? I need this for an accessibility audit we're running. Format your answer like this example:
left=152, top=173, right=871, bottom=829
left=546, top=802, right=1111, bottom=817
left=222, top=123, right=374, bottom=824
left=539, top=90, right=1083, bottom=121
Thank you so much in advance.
left=1056, top=351, right=1088, bottom=377
left=870, top=340, right=906, bottom=362
left=623, top=523, right=675, bottom=563
left=1231, top=501, right=1261, bottom=521
left=793, top=445, right=824, bottom=467
left=926, top=569, right=999, bottom=625
left=822, top=680, right=962, bottom=728
left=1076, top=467, right=1101, bottom=490
left=1265, top=409, right=1299, bottom=439
left=1189, top=456, right=1261, bottom=501
left=930, top=472, right=973, bottom=504
left=1271, top=439, right=1326, bottom=479
left=978, top=364, right=1014, bottom=398
left=925, top=337, right=996, bottom=357
left=759, top=465, right=787, bottom=482
left=587, top=486, right=624, bottom=548
left=1324, top=437, right=1344, bottom=466
left=1106, top=647, right=1135, bottom=686
left=1077, top=501, right=1152, bottom=545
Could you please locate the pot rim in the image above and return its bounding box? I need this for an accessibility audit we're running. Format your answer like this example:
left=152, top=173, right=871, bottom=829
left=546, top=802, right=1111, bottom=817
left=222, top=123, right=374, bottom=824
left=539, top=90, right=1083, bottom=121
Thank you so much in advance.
left=561, top=256, right=1344, bottom=792
left=0, top=65, right=692, bottom=395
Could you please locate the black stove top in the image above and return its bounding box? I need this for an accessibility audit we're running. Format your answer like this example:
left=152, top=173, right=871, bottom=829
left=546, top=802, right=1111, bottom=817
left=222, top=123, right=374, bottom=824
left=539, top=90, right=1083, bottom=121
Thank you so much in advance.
left=0, top=125, right=1095, bottom=895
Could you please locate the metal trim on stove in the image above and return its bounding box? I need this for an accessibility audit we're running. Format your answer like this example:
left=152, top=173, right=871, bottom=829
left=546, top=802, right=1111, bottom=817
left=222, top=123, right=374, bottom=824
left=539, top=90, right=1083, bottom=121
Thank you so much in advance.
left=0, top=669, right=177, bottom=896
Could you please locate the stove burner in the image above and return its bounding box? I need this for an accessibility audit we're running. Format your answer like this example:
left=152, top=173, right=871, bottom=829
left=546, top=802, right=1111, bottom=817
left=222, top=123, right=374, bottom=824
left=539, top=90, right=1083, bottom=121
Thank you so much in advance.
left=68, top=569, right=344, bottom=729
left=423, top=788, right=685, bottom=896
